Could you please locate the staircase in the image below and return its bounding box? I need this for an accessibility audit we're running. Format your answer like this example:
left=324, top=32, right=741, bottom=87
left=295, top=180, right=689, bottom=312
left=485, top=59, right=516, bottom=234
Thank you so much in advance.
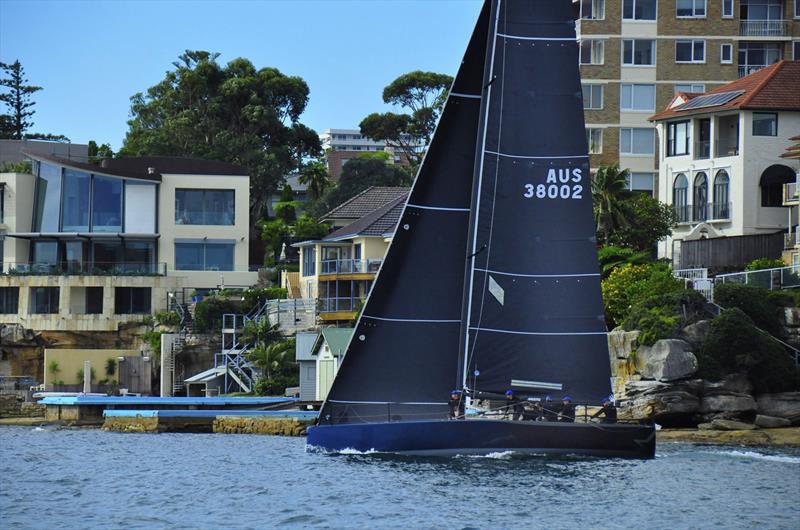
left=168, top=297, right=195, bottom=395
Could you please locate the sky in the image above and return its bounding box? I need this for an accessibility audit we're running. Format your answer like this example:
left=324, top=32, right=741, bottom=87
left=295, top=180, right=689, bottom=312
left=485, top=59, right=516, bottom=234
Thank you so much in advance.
left=0, top=0, right=483, bottom=151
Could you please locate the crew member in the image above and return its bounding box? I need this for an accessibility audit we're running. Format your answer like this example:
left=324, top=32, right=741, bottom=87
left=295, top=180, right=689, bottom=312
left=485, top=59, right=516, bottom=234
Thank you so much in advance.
left=557, top=396, right=575, bottom=423
left=505, top=389, right=525, bottom=421
left=542, top=395, right=558, bottom=422
left=448, top=389, right=465, bottom=420
left=591, top=395, right=617, bottom=424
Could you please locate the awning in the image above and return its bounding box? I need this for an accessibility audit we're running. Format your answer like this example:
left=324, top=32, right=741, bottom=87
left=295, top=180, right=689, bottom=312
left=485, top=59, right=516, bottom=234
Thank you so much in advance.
left=184, top=366, right=227, bottom=383
left=6, top=232, right=160, bottom=240
left=760, top=164, right=796, bottom=186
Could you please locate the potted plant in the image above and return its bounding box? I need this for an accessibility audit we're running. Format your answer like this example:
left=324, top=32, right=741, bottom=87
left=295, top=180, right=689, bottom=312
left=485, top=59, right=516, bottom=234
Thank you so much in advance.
left=190, top=289, right=202, bottom=303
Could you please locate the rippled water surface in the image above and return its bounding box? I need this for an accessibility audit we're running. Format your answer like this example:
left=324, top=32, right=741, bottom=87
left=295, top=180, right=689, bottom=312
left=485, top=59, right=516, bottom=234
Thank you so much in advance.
left=1, top=426, right=799, bottom=529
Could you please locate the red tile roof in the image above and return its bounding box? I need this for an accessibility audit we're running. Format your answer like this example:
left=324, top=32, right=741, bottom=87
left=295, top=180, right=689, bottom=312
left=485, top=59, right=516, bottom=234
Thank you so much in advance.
left=321, top=186, right=410, bottom=221
left=651, top=61, right=800, bottom=121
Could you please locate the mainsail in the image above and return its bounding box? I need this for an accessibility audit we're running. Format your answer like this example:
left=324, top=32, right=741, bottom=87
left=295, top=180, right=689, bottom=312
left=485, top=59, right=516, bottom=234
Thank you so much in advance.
left=460, top=0, right=612, bottom=402
left=319, top=1, right=490, bottom=423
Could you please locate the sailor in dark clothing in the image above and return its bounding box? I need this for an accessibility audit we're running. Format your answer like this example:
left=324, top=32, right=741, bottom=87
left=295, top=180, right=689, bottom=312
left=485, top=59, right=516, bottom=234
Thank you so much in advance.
left=557, top=396, right=576, bottom=423
left=542, top=395, right=558, bottom=422
left=591, top=395, right=617, bottom=424
left=505, top=389, right=526, bottom=421
left=448, top=389, right=465, bottom=420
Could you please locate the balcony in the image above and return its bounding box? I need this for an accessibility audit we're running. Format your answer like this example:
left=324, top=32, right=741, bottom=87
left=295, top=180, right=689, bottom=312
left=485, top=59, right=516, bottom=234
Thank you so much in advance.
left=715, top=139, right=739, bottom=157
left=711, top=202, right=732, bottom=221
left=783, top=182, right=799, bottom=206
left=320, top=259, right=383, bottom=276
left=319, top=297, right=365, bottom=313
left=784, top=229, right=800, bottom=250
left=694, top=141, right=711, bottom=160
left=692, top=203, right=709, bottom=223
left=1, top=262, right=167, bottom=276
left=738, top=64, right=770, bottom=78
left=674, top=204, right=691, bottom=223
left=739, top=20, right=789, bottom=37
left=675, top=203, right=732, bottom=224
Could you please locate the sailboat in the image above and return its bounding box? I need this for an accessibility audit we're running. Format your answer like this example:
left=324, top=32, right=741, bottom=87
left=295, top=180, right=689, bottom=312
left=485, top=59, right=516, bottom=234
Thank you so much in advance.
left=307, top=0, right=655, bottom=459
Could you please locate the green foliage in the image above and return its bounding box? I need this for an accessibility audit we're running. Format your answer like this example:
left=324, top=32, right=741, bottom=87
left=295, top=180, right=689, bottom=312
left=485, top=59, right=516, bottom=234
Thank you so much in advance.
left=622, top=290, right=708, bottom=345
left=241, top=287, right=287, bottom=314
left=142, top=330, right=164, bottom=354
left=0, top=60, right=41, bottom=139
left=193, top=296, right=241, bottom=332
left=745, top=258, right=785, bottom=271
left=260, top=218, right=291, bottom=266
left=119, top=50, right=321, bottom=220
left=274, top=201, right=299, bottom=223
left=249, top=338, right=298, bottom=395
left=597, top=245, right=653, bottom=279
left=698, top=308, right=797, bottom=393
left=359, top=150, right=390, bottom=161
left=601, top=263, right=685, bottom=327
left=47, top=360, right=60, bottom=377
left=608, top=194, right=677, bottom=252
left=0, top=160, right=32, bottom=173
left=592, top=164, right=632, bottom=245
left=105, top=358, right=117, bottom=377
left=76, top=367, right=97, bottom=383
left=154, top=311, right=180, bottom=328
left=713, top=283, right=784, bottom=336
left=294, top=215, right=328, bottom=241
left=298, top=160, right=332, bottom=200
left=87, top=140, right=114, bottom=164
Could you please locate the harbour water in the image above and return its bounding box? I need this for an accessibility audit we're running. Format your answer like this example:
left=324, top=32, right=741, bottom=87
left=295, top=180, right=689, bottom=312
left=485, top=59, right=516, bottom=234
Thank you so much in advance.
left=1, top=426, right=798, bottom=529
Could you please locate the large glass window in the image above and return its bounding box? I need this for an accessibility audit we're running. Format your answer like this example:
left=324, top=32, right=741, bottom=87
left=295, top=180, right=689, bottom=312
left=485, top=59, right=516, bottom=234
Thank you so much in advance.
left=693, top=172, right=709, bottom=221
left=623, top=40, right=655, bottom=65
left=741, top=0, right=783, bottom=21
left=175, top=189, right=235, bottom=225
left=0, top=287, right=19, bottom=314
left=676, top=40, right=706, bottom=63
left=620, top=128, right=655, bottom=155
left=723, top=0, right=734, bottom=17
left=33, top=163, right=62, bottom=232
left=677, top=0, right=706, bottom=17
left=620, top=84, right=655, bottom=111
left=753, top=113, right=777, bottom=136
left=581, top=0, right=605, bottom=19
left=667, top=121, right=691, bottom=156
left=124, top=181, right=157, bottom=233
left=32, top=241, right=58, bottom=265
left=114, top=287, right=151, bottom=314
left=675, top=84, right=705, bottom=94
left=582, top=84, right=603, bottom=109
left=64, top=241, right=85, bottom=273
left=92, top=176, right=123, bottom=232
left=623, top=0, right=657, bottom=19
left=30, top=287, right=59, bottom=314
left=674, top=174, right=690, bottom=222
left=175, top=241, right=235, bottom=271
left=124, top=241, right=156, bottom=273
left=627, top=173, right=655, bottom=194
left=738, top=42, right=782, bottom=75
left=580, top=40, right=604, bottom=64
left=61, top=170, right=91, bottom=231
left=586, top=129, right=603, bottom=154
left=85, top=287, right=104, bottom=315
left=713, top=170, right=731, bottom=219
left=92, top=241, right=123, bottom=272
left=302, top=247, right=316, bottom=277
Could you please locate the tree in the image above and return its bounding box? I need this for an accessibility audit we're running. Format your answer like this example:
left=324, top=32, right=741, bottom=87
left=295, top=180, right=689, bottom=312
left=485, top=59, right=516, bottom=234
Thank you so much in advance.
left=88, top=140, right=115, bottom=164
left=0, top=60, right=41, bottom=139
left=120, top=50, right=321, bottom=221
left=608, top=194, right=677, bottom=252
left=298, top=160, right=331, bottom=200
left=359, top=70, right=453, bottom=167
left=592, top=164, right=632, bottom=245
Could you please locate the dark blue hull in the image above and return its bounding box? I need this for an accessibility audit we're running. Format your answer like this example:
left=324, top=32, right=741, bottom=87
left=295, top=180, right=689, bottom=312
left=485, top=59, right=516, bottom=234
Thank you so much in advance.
left=307, top=420, right=656, bottom=459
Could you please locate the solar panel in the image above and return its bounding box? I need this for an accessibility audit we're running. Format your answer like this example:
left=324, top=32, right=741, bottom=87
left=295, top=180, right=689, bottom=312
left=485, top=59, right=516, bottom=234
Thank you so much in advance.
left=676, top=90, right=745, bottom=111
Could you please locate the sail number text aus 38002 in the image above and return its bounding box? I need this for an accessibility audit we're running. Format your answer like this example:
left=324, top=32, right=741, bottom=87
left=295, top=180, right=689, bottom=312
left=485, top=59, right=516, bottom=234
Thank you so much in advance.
left=523, top=168, right=583, bottom=200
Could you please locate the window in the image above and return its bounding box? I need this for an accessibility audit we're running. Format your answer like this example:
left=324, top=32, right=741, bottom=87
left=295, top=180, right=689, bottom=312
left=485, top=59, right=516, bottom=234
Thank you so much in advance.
left=720, top=43, right=733, bottom=64
left=32, top=241, right=58, bottom=265
left=586, top=128, right=603, bottom=154
left=61, top=170, right=91, bottom=231
left=753, top=113, right=777, bottom=136
left=623, top=0, right=657, bottom=20
left=85, top=287, right=104, bottom=315
left=739, top=42, right=783, bottom=74
left=124, top=181, right=157, bottom=233
left=302, top=247, right=316, bottom=277
left=713, top=170, right=730, bottom=219
left=175, top=240, right=235, bottom=271
left=619, top=128, right=655, bottom=155
left=796, top=0, right=800, bottom=18
left=793, top=41, right=800, bottom=60
left=722, top=0, right=733, bottom=17
left=623, top=40, right=655, bottom=65
left=580, top=40, right=604, bottom=65
left=677, top=0, right=706, bottom=17
left=33, top=163, right=62, bottom=232
left=0, top=287, right=19, bottom=314
left=581, top=0, right=605, bottom=19
left=620, top=84, right=655, bottom=111
left=1, top=183, right=4, bottom=223
left=676, top=40, right=705, bottom=63
left=92, top=176, right=123, bottom=232
left=626, top=172, right=655, bottom=194
left=667, top=121, right=691, bottom=156
left=675, top=84, right=705, bottom=94
left=114, top=287, right=151, bottom=315
left=693, top=172, right=709, bottom=221
left=674, top=174, right=690, bottom=222
left=30, top=287, right=59, bottom=314
left=582, top=84, right=603, bottom=109
left=175, top=189, right=235, bottom=225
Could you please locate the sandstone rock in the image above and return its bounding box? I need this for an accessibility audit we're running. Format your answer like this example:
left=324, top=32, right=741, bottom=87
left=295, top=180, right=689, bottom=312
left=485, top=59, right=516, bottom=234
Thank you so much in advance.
left=697, top=422, right=715, bottom=430
left=608, top=329, right=641, bottom=360
left=680, top=320, right=711, bottom=349
left=754, top=414, right=791, bottom=428
left=704, top=373, right=753, bottom=395
left=756, top=392, right=800, bottom=421
left=710, top=418, right=756, bottom=431
left=618, top=379, right=702, bottom=426
left=699, top=394, right=757, bottom=414
left=783, top=307, right=800, bottom=327
left=635, top=339, right=698, bottom=382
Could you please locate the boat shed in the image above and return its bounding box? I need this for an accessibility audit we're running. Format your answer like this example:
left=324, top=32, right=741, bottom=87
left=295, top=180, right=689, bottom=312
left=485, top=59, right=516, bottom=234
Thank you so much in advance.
left=312, top=328, right=353, bottom=401
left=295, top=332, right=320, bottom=401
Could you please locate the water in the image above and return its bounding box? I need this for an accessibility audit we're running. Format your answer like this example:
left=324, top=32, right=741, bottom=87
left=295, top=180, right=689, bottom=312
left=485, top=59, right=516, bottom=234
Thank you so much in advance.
left=1, top=426, right=798, bottom=529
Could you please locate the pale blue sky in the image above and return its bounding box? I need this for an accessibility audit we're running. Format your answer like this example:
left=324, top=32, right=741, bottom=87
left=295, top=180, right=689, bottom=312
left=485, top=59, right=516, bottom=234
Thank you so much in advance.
left=0, top=0, right=483, bottom=150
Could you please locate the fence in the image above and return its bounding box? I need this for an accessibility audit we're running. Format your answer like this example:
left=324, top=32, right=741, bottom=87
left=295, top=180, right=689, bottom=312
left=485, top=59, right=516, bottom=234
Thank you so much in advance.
left=676, top=231, right=784, bottom=270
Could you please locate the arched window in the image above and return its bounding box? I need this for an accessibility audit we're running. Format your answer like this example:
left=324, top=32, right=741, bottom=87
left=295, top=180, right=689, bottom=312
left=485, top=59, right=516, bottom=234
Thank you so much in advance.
left=713, top=170, right=730, bottom=219
left=693, top=172, right=708, bottom=221
left=673, top=173, right=689, bottom=222
left=760, top=164, right=795, bottom=207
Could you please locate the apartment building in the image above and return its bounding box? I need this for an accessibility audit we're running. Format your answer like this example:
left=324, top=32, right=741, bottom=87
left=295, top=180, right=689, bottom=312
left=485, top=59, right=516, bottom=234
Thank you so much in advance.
left=0, top=153, right=257, bottom=331
left=319, top=128, right=414, bottom=179
left=650, top=61, right=800, bottom=261
left=577, top=0, right=800, bottom=196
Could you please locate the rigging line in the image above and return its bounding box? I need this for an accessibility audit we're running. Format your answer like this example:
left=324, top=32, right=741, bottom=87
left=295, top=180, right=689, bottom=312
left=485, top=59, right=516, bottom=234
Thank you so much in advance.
left=469, top=326, right=608, bottom=336
left=484, top=150, right=588, bottom=160
left=467, top=244, right=487, bottom=259
left=462, top=0, right=502, bottom=391
left=474, top=268, right=600, bottom=278
left=406, top=203, right=471, bottom=212
left=497, top=32, right=576, bottom=42
left=449, top=92, right=482, bottom=99
left=361, top=315, right=461, bottom=323
left=466, top=0, right=508, bottom=386
left=328, top=400, right=447, bottom=405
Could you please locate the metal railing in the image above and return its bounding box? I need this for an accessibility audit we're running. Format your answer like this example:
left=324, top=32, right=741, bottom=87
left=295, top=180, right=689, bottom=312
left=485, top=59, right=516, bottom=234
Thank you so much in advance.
left=784, top=230, right=800, bottom=250
left=320, top=259, right=382, bottom=275
left=738, top=65, right=768, bottom=78
left=739, top=20, right=789, bottom=36
left=784, top=182, right=798, bottom=204
left=1, top=261, right=167, bottom=276
left=319, top=297, right=365, bottom=313
left=674, top=203, right=731, bottom=223
left=674, top=204, right=691, bottom=223
left=694, top=141, right=710, bottom=159
left=711, top=201, right=731, bottom=220
left=715, top=140, right=739, bottom=157
left=716, top=266, right=800, bottom=291
left=692, top=203, right=709, bottom=222
left=673, top=268, right=708, bottom=281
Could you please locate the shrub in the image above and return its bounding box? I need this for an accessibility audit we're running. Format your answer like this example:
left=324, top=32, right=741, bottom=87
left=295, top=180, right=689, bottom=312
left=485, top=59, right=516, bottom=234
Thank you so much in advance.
left=601, top=263, right=685, bottom=327
left=76, top=367, right=96, bottom=383
left=713, top=283, right=783, bottom=336
left=622, top=290, right=708, bottom=345
left=745, top=258, right=785, bottom=271
left=242, top=287, right=288, bottom=314
left=105, top=358, right=117, bottom=377
left=154, top=311, right=180, bottom=327
left=698, top=308, right=797, bottom=393
left=597, top=245, right=652, bottom=279
left=193, top=297, right=241, bottom=332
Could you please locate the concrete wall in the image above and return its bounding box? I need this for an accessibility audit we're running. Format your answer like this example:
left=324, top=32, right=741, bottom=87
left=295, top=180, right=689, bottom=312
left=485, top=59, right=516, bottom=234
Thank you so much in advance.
left=0, top=172, right=35, bottom=269
left=0, top=140, right=88, bottom=165
left=43, top=348, right=137, bottom=386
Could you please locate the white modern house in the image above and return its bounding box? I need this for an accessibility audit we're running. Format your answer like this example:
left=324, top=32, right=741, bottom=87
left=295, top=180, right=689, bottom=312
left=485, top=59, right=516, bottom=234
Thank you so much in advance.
left=650, top=60, right=800, bottom=262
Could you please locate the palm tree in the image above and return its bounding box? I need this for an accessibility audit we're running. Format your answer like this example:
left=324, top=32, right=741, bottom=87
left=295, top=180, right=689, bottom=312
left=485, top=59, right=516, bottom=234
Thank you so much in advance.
left=247, top=340, right=293, bottom=380
left=298, top=160, right=332, bottom=200
left=592, top=163, right=633, bottom=244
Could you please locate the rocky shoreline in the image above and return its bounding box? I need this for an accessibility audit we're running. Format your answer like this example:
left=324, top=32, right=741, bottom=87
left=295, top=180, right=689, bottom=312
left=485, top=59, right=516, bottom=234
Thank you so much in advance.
left=658, top=427, right=800, bottom=447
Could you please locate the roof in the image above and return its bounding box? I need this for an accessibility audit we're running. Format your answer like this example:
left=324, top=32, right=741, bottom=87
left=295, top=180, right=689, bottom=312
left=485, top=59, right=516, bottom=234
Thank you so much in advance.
left=321, top=186, right=410, bottom=221
left=23, top=151, right=247, bottom=182
left=324, top=193, right=407, bottom=240
left=313, top=327, right=354, bottom=356
left=651, top=61, right=800, bottom=121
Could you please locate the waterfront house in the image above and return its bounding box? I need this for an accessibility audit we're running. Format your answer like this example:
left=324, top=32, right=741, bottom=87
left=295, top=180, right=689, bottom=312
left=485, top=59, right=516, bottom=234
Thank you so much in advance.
left=295, top=331, right=320, bottom=401
left=649, top=60, right=800, bottom=267
left=293, top=187, right=408, bottom=322
left=310, top=327, right=353, bottom=402
left=0, top=153, right=258, bottom=331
